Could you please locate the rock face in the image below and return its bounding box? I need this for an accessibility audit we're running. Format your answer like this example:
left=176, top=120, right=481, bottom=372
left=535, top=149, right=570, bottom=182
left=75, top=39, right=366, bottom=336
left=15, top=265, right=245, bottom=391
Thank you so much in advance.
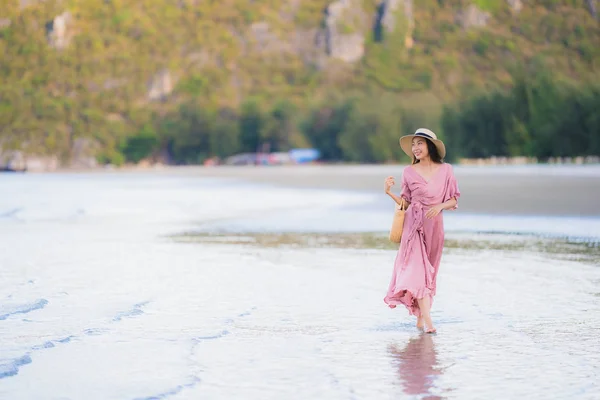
left=70, top=138, right=98, bottom=169
left=291, top=28, right=327, bottom=69
left=177, top=0, right=200, bottom=9
left=381, top=0, right=414, bottom=33
left=0, top=150, right=59, bottom=172
left=507, top=0, right=523, bottom=13
left=147, top=69, right=174, bottom=101
left=455, top=5, right=490, bottom=29
left=377, top=0, right=414, bottom=48
left=323, top=0, right=369, bottom=63
left=24, top=156, right=60, bottom=172
left=587, top=0, right=598, bottom=19
left=102, top=78, right=127, bottom=91
left=20, top=0, right=46, bottom=10
left=249, top=22, right=288, bottom=53
left=46, top=12, right=74, bottom=50
left=0, top=151, right=26, bottom=171
left=250, top=22, right=272, bottom=49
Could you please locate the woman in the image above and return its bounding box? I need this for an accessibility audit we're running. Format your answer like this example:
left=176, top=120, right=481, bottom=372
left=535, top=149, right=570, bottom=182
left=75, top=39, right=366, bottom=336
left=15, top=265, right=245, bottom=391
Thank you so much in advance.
left=383, top=128, right=460, bottom=334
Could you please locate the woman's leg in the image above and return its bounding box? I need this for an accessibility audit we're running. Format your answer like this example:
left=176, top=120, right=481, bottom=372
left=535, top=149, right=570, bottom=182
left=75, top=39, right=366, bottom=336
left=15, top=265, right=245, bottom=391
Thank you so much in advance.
left=416, top=315, right=424, bottom=330
left=416, top=296, right=436, bottom=333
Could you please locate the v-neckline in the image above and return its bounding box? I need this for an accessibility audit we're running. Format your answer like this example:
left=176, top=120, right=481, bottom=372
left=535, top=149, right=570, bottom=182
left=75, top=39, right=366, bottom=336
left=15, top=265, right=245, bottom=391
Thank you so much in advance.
left=410, top=163, right=444, bottom=184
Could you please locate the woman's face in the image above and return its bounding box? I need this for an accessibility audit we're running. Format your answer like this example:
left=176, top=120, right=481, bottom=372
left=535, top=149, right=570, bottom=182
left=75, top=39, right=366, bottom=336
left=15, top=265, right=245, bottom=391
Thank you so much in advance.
left=412, top=137, right=429, bottom=160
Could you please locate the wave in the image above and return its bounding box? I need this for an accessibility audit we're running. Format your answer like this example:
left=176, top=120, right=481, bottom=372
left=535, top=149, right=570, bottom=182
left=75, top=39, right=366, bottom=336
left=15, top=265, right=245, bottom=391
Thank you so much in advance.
left=0, top=299, right=49, bottom=321
left=113, top=301, right=149, bottom=322
left=0, top=355, right=32, bottom=379
left=0, top=208, right=22, bottom=219
left=133, top=377, right=201, bottom=400
left=0, top=299, right=151, bottom=381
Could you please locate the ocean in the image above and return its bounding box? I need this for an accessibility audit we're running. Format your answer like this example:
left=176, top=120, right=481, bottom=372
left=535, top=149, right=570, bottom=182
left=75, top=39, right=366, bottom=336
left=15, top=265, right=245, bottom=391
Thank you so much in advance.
left=1, top=170, right=599, bottom=399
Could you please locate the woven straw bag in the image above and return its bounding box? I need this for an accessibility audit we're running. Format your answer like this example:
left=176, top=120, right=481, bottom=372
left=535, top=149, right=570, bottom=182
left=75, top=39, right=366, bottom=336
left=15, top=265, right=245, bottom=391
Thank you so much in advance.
left=389, top=198, right=406, bottom=243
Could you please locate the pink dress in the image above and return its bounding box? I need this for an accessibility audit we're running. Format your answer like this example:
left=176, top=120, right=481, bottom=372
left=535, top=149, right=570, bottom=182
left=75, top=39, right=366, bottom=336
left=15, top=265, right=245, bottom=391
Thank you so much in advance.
left=384, top=163, right=460, bottom=316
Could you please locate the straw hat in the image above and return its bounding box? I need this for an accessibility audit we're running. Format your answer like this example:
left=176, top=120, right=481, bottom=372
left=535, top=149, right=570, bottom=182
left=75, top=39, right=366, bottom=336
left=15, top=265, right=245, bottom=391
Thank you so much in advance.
left=399, top=128, right=446, bottom=159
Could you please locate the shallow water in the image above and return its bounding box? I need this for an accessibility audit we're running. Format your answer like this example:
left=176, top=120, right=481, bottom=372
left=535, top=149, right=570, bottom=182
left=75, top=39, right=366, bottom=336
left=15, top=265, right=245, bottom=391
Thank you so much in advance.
left=1, top=172, right=599, bottom=400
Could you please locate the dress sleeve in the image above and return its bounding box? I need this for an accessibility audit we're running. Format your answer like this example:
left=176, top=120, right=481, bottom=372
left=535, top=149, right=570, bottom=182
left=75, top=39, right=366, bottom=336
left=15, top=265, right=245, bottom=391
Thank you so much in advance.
left=443, top=164, right=460, bottom=210
left=400, top=169, right=411, bottom=203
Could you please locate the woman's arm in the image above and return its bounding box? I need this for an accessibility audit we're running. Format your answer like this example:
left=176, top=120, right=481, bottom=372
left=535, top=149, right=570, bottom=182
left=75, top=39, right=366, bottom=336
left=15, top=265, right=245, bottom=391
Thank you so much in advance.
left=384, top=176, right=410, bottom=207
left=425, top=197, right=457, bottom=219
left=440, top=197, right=457, bottom=210
left=386, top=191, right=410, bottom=208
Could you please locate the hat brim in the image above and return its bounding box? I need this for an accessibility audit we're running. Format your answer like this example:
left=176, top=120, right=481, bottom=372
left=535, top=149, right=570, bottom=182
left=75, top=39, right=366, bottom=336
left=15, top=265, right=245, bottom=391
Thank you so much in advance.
left=399, top=135, right=446, bottom=160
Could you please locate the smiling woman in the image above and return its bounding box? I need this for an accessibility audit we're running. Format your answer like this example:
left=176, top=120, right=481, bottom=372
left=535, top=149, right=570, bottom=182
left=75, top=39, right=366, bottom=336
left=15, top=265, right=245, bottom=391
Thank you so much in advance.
left=400, top=128, right=446, bottom=165
left=411, top=137, right=442, bottom=165
left=383, top=128, right=460, bottom=334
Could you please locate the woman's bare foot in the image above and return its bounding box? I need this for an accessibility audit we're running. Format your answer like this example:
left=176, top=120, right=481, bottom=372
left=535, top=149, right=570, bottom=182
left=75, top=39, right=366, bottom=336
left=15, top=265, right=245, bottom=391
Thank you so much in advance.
left=416, top=316, right=424, bottom=330
left=425, top=325, right=437, bottom=334
left=416, top=297, right=435, bottom=334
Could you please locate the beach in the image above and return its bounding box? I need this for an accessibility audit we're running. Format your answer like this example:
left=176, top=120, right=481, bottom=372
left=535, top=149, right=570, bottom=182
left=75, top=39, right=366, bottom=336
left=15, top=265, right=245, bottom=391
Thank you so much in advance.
left=117, top=163, right=600, bottom=217
left=1, top=166, right=599, bottom=399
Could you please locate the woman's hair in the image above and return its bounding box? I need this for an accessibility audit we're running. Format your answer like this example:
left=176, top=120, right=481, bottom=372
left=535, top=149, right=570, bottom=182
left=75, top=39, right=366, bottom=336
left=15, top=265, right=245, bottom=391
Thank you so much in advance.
left=413, top=138, right=443, bottom=164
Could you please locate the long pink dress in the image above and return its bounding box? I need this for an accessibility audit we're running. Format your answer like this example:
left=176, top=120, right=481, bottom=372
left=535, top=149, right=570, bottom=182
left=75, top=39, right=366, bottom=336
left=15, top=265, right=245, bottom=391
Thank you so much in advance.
left=384, top=163, right=460, bottom=316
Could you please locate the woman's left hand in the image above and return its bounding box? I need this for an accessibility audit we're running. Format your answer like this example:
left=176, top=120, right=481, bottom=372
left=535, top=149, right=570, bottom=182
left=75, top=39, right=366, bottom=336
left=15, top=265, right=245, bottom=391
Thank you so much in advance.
left=425, top=204, right=444, bottom=219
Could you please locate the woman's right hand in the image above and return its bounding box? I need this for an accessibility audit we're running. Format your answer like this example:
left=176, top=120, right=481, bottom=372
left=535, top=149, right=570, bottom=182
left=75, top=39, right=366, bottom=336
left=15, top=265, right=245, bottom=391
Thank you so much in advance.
left=384, top=176, right=395, bottom=194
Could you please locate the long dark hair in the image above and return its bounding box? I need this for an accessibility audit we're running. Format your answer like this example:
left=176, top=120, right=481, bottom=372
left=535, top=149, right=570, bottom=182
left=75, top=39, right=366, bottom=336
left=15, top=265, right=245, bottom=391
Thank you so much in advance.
left=413, top=139, right=443, bottom=164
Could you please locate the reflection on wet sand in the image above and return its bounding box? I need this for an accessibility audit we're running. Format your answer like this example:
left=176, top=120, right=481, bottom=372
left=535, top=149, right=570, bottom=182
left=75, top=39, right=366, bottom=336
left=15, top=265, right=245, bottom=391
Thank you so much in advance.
left=389, top=334, right=443, bottom=399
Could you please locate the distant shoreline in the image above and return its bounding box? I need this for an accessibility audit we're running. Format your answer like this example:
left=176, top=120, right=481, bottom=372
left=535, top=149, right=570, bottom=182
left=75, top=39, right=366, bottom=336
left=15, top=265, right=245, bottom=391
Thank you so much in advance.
left=18, top=163, right=599, bottom=218
left=3, top=153, right=600, bottom=174
left=26, top=158, right=600, bottom=173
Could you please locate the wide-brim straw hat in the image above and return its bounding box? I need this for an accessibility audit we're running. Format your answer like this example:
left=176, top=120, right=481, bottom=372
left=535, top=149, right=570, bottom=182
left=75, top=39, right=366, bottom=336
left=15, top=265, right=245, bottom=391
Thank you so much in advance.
left=399, top=128, right=446, bottom=159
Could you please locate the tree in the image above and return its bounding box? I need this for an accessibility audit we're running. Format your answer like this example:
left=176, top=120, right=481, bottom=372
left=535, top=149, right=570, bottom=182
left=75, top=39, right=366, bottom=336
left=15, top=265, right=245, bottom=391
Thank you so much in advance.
left=210, top=108, right=241, bottom=158
left=300, top=99, right=353, bottom=161
left=338, top=96, right=403, bottom=163
left=261, top=100, right=296, bottom=152
left=239, top=98, right=265, bottom=153
left=161, top=102, right=213, bottom=164
left=120, top=124, right=158, bottom=163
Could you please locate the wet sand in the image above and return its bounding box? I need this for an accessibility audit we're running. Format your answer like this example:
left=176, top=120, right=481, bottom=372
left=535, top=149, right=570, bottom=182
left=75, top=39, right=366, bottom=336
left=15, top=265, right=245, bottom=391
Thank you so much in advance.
left=146, top=164, right=600, bottom=217
left=3, top=170, right=599, bottom=399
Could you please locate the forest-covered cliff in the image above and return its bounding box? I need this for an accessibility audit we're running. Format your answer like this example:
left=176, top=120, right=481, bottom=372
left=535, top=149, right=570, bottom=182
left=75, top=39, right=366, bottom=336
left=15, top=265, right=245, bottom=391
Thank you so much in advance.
left=1, top=0, right=599, bottom=167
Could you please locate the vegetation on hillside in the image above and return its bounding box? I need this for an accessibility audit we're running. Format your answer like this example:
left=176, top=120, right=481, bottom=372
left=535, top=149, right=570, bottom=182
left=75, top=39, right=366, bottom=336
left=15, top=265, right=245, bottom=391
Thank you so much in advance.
left=0, top=0, right=599, bottom=166
left=442, top=70, right=600, bottom=160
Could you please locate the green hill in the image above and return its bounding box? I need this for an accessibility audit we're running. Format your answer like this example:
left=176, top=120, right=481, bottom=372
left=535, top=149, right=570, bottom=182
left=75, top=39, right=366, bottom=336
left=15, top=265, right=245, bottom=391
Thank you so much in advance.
left=1, top=0, right=599, bottom=167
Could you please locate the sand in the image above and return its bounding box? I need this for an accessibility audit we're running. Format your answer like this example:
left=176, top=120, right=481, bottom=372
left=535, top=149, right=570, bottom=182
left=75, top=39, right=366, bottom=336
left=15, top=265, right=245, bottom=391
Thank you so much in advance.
left=139, top=164, right=600, bottom=218
left=3, top=168, right=599, bottom=399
